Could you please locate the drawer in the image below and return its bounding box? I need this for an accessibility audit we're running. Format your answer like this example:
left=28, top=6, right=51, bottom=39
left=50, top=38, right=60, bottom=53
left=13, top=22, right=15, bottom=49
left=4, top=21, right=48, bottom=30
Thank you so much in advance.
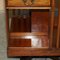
left=8, top=39, right=31, bottom=47
left=7, top=0, right=50, bottom=7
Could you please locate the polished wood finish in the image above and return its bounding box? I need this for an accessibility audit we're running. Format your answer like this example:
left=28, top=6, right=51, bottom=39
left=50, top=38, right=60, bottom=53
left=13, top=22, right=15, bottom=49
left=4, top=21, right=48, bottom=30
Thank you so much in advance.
left=9, top=11, right=49, bottom=48
left=7, top=0, right=50, bottom=7
left=10, top=32, right=48, bottom=37
left=5, top=0, right=60, bottom=57
left=9, top=35, right=49, bottom=48
left=6, top=7, right=51, bottom=9
left=56, top=3, right=60, bottom=48
left=10, top=16, right=31, bottom=32
left=31, top=11, right=49, bottom=33
left=8, top=48, right=60, bottom=56
left=49, top=0, right=55, bottom=48
left=10, top=11, right=49, bottom=33
left=8, top=39, right=31, bottom=47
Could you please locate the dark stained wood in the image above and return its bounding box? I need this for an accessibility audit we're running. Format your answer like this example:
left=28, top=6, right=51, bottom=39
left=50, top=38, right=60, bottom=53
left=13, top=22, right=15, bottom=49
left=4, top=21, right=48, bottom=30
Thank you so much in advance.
left=56, top=3, right=60, bottom=48
left=31, top=11, right=49, bottom=33
left=8, top=39, right=31, bottom=47
left=58, top=0, right=60, bottom=48
left=5, top=0, right=60, bottom=57
left=54, top=16, right=58, bottom=27
left=9, top=35, right=49, bottom=48
left=9, top=11, right=49, bottom=48
left=10, top=11, right=49, bottom=33
left=53, top=26, right=57, bottom=48
left=51, top=16, right=58, bottom=48
left=8, top=47, right=60, bottom=56
left=10, top=16, right=31, bottom=32
left=49, top=0, right=55, bottom=48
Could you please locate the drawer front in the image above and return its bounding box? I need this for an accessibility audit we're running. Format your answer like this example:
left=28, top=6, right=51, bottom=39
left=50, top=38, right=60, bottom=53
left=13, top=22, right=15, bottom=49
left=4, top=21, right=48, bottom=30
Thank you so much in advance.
left=7, top=0, right=50, bottom=7
left=8, top=39, right=31, bottom=47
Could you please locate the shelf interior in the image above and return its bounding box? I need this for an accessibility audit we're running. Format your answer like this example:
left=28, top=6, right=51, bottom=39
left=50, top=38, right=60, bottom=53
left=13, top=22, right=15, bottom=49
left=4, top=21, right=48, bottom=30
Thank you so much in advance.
left=8, top=9, right=50, bottom=48
left=10, top=10, right=49, bottom=33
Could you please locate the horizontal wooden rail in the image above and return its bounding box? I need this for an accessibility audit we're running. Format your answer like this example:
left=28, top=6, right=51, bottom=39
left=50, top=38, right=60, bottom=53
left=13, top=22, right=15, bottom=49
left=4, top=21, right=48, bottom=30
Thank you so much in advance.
left=6, top=7, right=51, bottom=9
left=8, top=47, right=60, bottom=56
left=10, top=32, right=48, bottom=37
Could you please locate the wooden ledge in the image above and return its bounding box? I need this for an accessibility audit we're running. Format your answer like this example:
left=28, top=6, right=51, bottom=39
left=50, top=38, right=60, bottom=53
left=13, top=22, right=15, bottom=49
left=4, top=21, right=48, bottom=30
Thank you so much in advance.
left=10, top=32, right=48, bottom=37
left=6, top=7, right=51, bottom=9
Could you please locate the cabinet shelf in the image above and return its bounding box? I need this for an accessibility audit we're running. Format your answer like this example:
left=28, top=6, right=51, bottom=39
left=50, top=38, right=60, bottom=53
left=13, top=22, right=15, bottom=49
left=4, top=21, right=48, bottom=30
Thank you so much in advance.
left=6, top=7, right=51, bottom=9
left=10, top=32, right=48, bottom=37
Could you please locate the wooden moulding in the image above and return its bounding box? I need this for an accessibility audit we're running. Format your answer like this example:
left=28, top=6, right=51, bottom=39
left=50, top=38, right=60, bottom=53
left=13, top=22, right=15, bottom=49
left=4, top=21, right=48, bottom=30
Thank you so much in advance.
left=8, top=47, right=60, bottom=57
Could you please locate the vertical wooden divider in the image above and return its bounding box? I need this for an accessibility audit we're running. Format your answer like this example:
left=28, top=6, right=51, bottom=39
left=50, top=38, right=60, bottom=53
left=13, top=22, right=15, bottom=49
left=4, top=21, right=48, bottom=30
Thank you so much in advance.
left=56, top=2, right=60, bottom=48
left=49, top=0, right=55, bottom=48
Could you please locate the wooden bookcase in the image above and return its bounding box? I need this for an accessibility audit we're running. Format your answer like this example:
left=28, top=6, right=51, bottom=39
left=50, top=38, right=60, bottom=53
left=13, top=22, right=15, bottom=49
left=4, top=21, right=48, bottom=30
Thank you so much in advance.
left=5, top=0, right=60, bottom=58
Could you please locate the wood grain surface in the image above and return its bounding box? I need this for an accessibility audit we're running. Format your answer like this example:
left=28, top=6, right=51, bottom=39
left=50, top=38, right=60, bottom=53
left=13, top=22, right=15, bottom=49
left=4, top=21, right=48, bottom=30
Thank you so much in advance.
left=7, top=0, right=50, bottom=7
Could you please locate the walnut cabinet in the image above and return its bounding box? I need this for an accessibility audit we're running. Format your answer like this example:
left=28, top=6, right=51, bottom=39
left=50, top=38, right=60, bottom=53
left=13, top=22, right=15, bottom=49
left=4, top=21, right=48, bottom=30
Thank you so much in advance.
left=5, top=0, right=60, bottom=57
